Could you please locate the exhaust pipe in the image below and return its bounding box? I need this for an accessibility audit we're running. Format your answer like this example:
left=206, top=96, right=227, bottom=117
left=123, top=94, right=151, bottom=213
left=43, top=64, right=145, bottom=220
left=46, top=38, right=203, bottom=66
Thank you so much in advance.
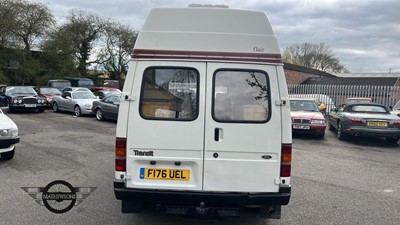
left=354, top=132, right=360, bottom=136
left=393, top=135, right=398, bottom=139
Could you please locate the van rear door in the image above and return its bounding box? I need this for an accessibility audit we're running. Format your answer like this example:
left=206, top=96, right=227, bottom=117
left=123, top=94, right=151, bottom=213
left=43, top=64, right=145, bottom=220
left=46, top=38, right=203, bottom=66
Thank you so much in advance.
left=203, top=63, right=282, bottom=192
left=125, top=61, right=206, bottom=191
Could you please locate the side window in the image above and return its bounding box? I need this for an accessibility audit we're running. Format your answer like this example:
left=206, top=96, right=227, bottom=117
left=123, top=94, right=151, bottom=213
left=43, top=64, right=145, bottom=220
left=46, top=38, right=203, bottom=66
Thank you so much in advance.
left=140, top=67, right=199, bottom=120
left=213, top=70, right=270, bottom=123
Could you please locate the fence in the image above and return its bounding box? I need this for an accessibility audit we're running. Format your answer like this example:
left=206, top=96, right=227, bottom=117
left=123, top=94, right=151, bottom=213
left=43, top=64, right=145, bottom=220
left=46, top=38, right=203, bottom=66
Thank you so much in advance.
left=288, top=84, right=400, bottom=113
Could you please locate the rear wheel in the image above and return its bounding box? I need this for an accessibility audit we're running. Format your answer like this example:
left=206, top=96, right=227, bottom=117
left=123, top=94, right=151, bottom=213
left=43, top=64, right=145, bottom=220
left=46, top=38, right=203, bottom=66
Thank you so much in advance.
left=53, top=102, right=59, bottom=112
left=74, top=105, right=82, bottom=117
left=337, top=122, right=348, bottom=140
left=1, top=148, right=15, bottom=160
left=95, top=108, right=104, bottom=121
left=385, top=137, right=399, bottom=144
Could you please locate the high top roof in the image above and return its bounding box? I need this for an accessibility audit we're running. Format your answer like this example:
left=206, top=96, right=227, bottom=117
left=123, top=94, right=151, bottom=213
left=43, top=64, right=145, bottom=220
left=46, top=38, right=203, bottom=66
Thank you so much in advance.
left=134, top=7, right=281, bottom=58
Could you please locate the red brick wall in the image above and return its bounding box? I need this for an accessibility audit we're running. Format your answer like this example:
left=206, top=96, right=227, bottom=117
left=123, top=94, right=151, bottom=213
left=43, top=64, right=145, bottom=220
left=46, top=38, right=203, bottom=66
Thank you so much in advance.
left=284, top=69, right=319, bottom=85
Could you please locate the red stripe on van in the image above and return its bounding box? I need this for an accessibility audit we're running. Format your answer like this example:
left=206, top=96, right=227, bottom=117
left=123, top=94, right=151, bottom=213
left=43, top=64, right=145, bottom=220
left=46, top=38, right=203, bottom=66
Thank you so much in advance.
left=131, top=49, right=283, bottom=64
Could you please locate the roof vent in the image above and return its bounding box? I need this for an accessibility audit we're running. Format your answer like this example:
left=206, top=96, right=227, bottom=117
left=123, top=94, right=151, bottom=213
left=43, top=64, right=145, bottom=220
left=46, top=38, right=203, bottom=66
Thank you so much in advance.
left=188, top=4, right=229, bottom=8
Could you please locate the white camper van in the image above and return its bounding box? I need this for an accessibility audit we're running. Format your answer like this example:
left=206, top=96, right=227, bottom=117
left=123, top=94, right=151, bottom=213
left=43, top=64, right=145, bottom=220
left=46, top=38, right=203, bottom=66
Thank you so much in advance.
left=114, top=5, right=292, bottom=219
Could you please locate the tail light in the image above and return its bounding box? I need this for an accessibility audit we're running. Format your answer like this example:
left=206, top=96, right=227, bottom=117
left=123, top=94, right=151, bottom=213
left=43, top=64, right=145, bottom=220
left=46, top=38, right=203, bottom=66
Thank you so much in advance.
left=280, top=144, right=292, bottom=177
left=115, top=137, right=126, bottom=171
left=351, top=118, right=363, bottom=124
left=393, top=121, right=400, bottom=127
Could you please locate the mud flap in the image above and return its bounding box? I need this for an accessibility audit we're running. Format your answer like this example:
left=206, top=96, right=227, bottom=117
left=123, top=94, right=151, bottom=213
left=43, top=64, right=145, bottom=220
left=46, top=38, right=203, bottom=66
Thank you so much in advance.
left=121, top=200, right=143, bottom=213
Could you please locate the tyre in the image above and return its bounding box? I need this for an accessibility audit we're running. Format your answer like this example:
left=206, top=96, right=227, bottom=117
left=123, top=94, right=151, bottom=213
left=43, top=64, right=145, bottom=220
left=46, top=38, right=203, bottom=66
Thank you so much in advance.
left=328, top=122, right=336, bottom=131
left=95, top=108, right=104, bottom=121
left=385, top=137, right=399, bottom=144
left=337, top=122, right=348, bottom=140
left=74, top=105, right=82, bottom=117
left=53, top=102, right=59, bottom=112
left=121, top=200, right=143, bottom=213
left=1, top=148, right=15, bottom=160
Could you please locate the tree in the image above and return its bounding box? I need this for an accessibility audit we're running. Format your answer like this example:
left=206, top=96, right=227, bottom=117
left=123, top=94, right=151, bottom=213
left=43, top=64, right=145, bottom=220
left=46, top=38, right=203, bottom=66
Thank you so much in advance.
left=42, top=9, right=106, bottom=77
left=283, top=42, right=350, bottom=73
left=0, top=0, right=54, bottom=85
left=12, top=0, right=54, bottom=51
left=96, top=22, right=137, bottom=83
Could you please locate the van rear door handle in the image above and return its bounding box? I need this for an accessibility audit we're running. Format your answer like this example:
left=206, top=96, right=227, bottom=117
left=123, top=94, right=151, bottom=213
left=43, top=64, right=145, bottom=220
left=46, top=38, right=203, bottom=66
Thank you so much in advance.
left=214, top=128, right=222, bottom=141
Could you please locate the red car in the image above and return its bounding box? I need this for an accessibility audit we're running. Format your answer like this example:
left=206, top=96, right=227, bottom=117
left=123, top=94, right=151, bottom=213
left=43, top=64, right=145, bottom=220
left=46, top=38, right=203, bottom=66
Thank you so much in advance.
left=34, top=87, right=62, bottom=108
left=290, top=98, right=327, bottom=138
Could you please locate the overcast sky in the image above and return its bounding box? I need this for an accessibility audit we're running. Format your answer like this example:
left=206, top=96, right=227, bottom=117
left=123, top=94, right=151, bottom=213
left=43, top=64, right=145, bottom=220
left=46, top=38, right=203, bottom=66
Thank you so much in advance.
left=30, top=0, right=400, bottom=73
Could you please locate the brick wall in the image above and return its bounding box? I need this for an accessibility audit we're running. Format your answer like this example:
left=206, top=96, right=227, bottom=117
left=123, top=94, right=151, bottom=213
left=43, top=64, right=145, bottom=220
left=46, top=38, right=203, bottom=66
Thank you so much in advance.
left=284, top=69, right=319, bottom=85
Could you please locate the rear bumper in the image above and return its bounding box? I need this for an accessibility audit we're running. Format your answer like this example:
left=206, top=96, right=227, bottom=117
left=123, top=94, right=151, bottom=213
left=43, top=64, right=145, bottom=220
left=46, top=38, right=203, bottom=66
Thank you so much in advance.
left=345, top=126, right=400, bottom=138
left=114, top=180, right=291, bottom=207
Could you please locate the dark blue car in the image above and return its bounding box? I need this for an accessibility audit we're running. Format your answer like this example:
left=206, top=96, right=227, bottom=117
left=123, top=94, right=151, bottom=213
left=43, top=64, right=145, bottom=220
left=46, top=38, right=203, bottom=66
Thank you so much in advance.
left=0, top=86, right=46, bottom=113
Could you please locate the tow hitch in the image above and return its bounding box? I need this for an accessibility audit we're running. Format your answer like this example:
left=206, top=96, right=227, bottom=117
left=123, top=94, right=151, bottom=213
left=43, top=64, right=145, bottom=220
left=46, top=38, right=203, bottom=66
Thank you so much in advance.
left=165, top=202, right=240, bottom=218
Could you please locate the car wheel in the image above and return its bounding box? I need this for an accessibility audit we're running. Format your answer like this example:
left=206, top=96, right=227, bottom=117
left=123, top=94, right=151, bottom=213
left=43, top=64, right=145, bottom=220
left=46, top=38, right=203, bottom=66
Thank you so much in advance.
left=1, top=147, right=15, bottom=160
left=328, top=122, right=336, bottom=131
left=95, top=108, right=104, bottom=121
left=53, top=102, right=59, bottom=112
left=385, top=137, right=399, bottom=144
left=74, top=105, right=82, bottom=117
left=337, top=122, right=347, bottom=140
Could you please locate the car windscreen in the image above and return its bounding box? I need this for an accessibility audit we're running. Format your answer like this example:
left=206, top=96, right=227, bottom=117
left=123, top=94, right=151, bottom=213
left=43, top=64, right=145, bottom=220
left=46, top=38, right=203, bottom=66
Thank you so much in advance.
left=6, top=86, right=37, bottom=95
left=72, top=92, right=96, bottom=99
left=290, top=100, right=319, bottom=111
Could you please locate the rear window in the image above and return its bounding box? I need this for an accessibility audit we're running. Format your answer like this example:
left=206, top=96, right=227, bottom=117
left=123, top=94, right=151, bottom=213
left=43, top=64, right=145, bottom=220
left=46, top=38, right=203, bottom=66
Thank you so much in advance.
left=140, top=67, right=199, bottom=120
left=212, top=70, right=270, bottom=123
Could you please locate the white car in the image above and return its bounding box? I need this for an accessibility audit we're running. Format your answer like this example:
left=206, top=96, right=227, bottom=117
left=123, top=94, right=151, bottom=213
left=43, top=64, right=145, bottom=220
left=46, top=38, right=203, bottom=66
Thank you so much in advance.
left=52, top=91, right=99, bottom=116
left=0, top=109, right=19, bottom=160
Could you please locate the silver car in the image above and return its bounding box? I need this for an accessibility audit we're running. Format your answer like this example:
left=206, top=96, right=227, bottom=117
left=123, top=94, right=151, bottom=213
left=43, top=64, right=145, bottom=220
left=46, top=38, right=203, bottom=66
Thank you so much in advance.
left=0, top=109, right=19, bottom=160
left=52, top=91, right=99, bottom=116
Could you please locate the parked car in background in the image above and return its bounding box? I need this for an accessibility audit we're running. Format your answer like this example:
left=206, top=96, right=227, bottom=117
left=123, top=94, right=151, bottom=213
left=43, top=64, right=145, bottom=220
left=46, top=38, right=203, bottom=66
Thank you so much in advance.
left=290, top=98, right=326, bottom=138
left=328, top=102, right=400, bottom=143
left=343, top=97, right=372, bottom=105
left=91, top=79, right=120, bottom=91
left=34, top=87, right=62, bottom=108
left=0, top=108, right=19, bottom=160
left=0, top=86, right=46, bottom=113
left=62, top=87, right=92, bottom=93
left=93, top=89, right=122, bottom=99
left=52, top=91, right=99, bottom=117
left=92, top=94, right=120, bottom=121
left=47, top=80, right=71, bottom=92
left=289, top=94, right=335, bottom=114
left=64, top=77, right=94, bottom=90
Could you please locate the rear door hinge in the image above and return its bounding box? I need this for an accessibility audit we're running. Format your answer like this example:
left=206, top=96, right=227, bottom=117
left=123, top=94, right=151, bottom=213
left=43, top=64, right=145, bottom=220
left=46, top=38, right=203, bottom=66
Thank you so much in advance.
left=275, top=98, right=289, bottom=106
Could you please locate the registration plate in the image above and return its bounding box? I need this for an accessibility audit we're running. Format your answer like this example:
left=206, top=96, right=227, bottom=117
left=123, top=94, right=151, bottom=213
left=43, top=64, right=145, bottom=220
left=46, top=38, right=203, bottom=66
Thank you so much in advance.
left=25, top=104, right=36, bottom=108
left=293, top=124, right=310, bottom=130
left=140, top=168, right=190, bottom=181
left=367, top=121, right=388, bottom=127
